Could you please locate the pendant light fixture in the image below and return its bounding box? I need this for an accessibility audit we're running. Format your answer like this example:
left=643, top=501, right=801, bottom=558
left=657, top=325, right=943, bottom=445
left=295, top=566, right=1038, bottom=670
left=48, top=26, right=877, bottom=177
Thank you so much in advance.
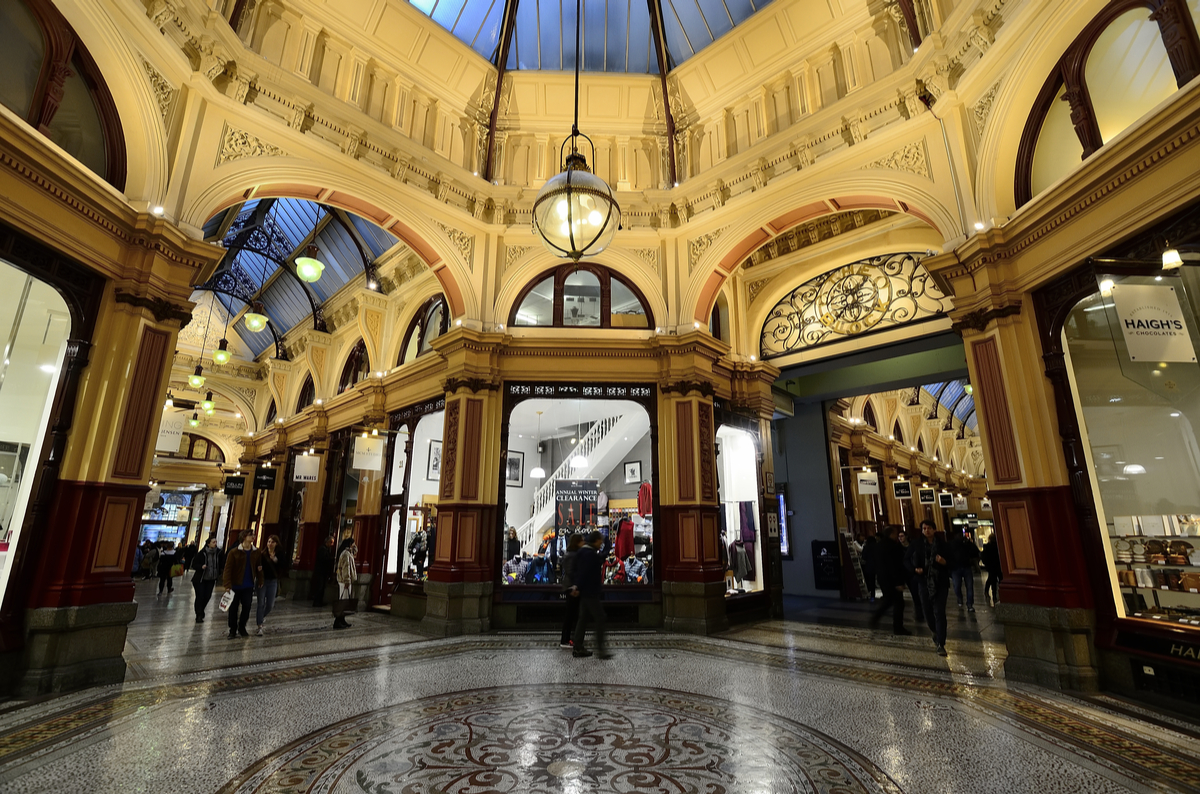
left=243, top=246, right=270, bottom=333
left=295, top=244, right=326, bottom=283
left=570, top=400, right=588, bottom=470
left=1163, top=242, right=1184, bottom=270
left=188, top=365, right=206, bottom=389
left=530, top=410, right=546, bottom=479
left=189, top=412, right=200, bottom=428
left=212, top=292, right=233, bottom=365
left=532, top=0, right=620, bottom=260
left=201, top=391, right=215, bottom=412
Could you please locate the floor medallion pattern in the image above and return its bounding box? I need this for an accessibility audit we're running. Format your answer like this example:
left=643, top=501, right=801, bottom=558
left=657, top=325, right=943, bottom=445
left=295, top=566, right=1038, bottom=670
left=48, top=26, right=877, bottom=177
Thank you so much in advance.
left=223, top=684, right=899, bottom=794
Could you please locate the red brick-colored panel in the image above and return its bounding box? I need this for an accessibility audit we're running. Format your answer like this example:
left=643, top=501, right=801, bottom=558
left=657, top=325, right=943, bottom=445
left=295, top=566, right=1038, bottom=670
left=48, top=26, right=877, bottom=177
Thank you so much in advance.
left=113, top=328, right=170, bottom=480
left=676, top=402, right=695, bottom=502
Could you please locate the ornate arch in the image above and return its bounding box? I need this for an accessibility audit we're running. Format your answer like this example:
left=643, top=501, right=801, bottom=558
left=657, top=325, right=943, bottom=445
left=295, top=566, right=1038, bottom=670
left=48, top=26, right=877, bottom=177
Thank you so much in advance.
left=684, top=181, right=958, bottom=325
left=181, top=167, right=477, bottom=319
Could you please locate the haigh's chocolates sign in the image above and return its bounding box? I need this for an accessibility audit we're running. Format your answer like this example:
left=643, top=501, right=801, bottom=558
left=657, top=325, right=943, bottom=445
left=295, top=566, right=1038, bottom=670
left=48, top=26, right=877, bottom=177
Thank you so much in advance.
left=1111, top=283, right=1197, bottom=363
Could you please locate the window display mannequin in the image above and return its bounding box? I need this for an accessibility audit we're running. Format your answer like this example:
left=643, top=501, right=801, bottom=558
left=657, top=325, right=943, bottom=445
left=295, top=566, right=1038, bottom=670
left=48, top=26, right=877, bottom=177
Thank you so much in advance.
left=625, top=554, right=647, bottom=583
left=603, top=553, right=626, bottom=584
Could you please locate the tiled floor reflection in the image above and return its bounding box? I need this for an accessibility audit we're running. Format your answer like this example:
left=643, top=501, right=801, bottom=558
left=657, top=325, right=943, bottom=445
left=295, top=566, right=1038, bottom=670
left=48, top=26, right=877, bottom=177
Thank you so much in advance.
left=0, top=581, right=1197, bottom=793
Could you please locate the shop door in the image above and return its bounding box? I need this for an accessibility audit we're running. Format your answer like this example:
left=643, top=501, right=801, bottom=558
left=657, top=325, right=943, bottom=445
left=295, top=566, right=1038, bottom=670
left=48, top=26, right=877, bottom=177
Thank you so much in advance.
left=374, top=502, right=406, bottom=603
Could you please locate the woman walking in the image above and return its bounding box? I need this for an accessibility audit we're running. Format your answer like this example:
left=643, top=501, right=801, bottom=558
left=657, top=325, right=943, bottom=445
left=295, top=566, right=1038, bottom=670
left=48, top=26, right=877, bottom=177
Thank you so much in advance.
left=982, top=533, right=1003, bottom=607
left=156, top=541, right=177, bottom=596
left=191, top=535, right=223, bottom=622
left=256, top=534, right=281, bottom=636
left=333, top=539, right=357, bottom=630
left=559, top=533, right=583, bottom=649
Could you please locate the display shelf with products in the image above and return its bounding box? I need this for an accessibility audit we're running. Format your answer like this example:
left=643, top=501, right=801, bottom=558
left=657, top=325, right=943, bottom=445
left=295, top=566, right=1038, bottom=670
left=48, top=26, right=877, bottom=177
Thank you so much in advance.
left=1109, top=518, right=1200, bottom=624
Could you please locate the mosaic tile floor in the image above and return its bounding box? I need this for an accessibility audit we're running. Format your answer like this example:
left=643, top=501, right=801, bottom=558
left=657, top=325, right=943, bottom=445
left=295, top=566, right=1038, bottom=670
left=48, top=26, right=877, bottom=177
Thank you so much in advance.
left=0, top=581, right=1197, bottom=793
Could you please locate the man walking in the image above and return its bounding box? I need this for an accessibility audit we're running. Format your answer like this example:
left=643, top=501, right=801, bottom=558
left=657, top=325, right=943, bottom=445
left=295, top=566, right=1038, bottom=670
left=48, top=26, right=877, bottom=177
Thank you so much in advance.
left=572, top=530, right=611, bottom=659
left=948, top=527, right=980, bottom=613
left=868, top=525, right=911, bottom=635
left=190, top=535, right=223, bottom=623
left=222, top=531, right=262, bottom=639
left=906, top=520, right=951, bottom=657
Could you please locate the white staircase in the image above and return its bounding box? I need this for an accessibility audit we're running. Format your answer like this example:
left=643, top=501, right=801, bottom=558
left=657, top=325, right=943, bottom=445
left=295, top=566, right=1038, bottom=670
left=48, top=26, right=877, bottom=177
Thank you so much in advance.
left=517, top=410, right=649, bottom=551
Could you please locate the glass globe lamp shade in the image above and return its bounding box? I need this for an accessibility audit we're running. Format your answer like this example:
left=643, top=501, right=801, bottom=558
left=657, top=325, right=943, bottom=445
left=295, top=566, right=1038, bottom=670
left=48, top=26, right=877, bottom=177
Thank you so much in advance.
left=532, top=155, right=620, bottom=261
left=1163, top=248, right=1184, bottom=270
left=212, top=338, right=232, bottom=366
left=189, top=413, right=200, bottom=428
left=244, top=304, right=268, bottom=333
left=530, top=465, right=546, bottom=479
left=188, top=365, right=206, bottom=389
left=201, top=392, right=215, bottom=412
left=205, top=407, right=215, bottom=416
left=295, top=247, right=325, bottom=283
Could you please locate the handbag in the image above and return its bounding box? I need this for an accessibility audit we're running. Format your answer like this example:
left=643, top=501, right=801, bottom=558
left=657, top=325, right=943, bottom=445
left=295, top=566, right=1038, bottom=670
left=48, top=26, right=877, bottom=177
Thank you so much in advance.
left=218, top=589, right=234, bottom=612
left=169, top=564, right=184, bottom=578
left=332, top=584, right=357, bottom=618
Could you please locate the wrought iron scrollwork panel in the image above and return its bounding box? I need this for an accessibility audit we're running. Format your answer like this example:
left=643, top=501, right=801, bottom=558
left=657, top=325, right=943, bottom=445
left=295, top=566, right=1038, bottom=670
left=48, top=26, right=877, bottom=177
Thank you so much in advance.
left=760, top=252, right=952, bottom=359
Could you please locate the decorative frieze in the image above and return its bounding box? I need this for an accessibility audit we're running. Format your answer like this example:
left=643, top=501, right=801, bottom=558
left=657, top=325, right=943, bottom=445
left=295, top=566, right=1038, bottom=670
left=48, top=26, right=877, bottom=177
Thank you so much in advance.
left=139, top=57, right=175, bottom=125
left=862, top=141, right=930, bottom=180
left=436, top=222, right=475, bottom=269
left=505, top=245, right=534, bottom=272
left=688, top=227, right=728, bottom=275
left=216, top=124, right=287, bottom=166
left=972, top=81, right=1002, bottom=137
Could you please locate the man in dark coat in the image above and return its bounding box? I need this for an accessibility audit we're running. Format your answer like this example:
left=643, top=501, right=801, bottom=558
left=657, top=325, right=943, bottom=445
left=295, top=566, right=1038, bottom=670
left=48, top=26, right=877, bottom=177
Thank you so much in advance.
left=869, top=526, right=911, bottom=635
left=906, top=519, right=951, bottom=656
left=948, top=527, right=981, bottom=612
left=571, top=530, right=611, bottom=659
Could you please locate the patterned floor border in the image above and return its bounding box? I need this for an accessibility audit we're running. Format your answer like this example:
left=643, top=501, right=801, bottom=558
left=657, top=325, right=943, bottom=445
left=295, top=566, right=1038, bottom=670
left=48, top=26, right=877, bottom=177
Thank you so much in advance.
left=0, top=635, right=1197, bottom=792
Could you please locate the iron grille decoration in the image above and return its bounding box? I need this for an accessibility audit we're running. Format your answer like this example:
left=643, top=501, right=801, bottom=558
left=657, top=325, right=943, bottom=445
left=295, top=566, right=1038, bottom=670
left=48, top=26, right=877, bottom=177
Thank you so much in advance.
left=760, top=252, right=952, bottom=359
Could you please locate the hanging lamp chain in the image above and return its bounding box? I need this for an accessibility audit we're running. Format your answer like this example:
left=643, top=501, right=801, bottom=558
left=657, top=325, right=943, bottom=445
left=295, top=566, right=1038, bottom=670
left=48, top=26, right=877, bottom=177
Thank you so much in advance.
left=572, top=0, right=581, bottom=147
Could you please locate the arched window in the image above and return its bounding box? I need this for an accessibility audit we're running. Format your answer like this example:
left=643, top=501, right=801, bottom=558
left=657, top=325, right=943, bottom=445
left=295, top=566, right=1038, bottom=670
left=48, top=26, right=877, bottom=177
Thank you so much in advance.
left=339, top=339, right=370, bottom=393
left=862, top=401, right=877, bottom=430
left=398, top=295, right=449, bottom=365
left=1017, top=2, right=1200, bottom=205
left=0, top=0, right=125, bottom=188
left=709, top=293, right=730, bottom=343
left=510, top=264, right=653, bottom=329
left=892, top=420, right=904, bottom=444
left=265, top=398, right=277, bottom=426
left=917, top=436, right=925, bottom=454
left=296, top=374, right=315, bottom=412
left=173, top=432, right=226, bottom=463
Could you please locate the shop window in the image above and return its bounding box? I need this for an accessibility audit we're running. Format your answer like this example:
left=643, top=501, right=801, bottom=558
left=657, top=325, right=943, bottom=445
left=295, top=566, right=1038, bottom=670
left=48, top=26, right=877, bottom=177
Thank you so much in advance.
left=509, top=265, right=653, bottom=329
left=338, top=339, right=370, bottom=393
left=500, top=396, right=654, bottom=590
left=0, top=0, right=125, bottom=188
left=717, top=425, right=763, bottom=596
left=0, top=258, right=71, bottom=605
left=296, top=374, right=315, bottom=412
left=1063, top=268, right=1200, bottom=628
left=1017, top=4, right=1200, bottom=206
left=383, top=412, right=443, bottom=587
left=398, top=296, right=448, bottom=365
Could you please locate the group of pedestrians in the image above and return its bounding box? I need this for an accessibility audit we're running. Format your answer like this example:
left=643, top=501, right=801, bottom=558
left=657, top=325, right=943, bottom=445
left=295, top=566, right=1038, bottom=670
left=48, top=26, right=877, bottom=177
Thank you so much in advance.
left=870, top=520, right=1004, bottom=657
left=135, top=539, right=199, bottom=596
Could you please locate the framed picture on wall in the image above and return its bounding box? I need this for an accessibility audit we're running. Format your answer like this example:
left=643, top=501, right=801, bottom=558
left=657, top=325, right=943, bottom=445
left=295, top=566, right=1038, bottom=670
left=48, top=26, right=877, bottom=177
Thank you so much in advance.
left=427, top=440, right=442, bottom=481
left=506, top=450, right=524, bottom=488
left=624, top=460, right=641, bottom=484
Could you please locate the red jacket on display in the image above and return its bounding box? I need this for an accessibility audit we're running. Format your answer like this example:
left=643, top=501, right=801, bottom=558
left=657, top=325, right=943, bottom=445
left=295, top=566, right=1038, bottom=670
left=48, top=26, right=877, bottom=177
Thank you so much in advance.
left=637, top=482, right=653, bottom=517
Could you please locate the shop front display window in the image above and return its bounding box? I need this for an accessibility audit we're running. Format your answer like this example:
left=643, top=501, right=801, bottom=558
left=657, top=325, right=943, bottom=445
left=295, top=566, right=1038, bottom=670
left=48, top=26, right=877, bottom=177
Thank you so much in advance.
left=0, top=259, right=71, bottom=605
left=501, top=396, right=654, bottom=589
left=386, top=411, right=443, bottom=585
left=717, top=425, right=763, bottom=595
left=1064, top=269, right=1200, bottom=628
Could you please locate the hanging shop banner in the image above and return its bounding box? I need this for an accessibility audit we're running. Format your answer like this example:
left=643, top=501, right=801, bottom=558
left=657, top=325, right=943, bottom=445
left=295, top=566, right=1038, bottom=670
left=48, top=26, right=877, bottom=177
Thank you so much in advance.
left=1111, top=283, right=1198, bottom=363
left=156, top=408, right=187, bottom=452
left=294, top=454, right=321, bottom=483
left=918, top=488, right=936, bottom=505
left=555, top=479, right=598, bottom=536
left=254, top=467, right=277, bottom=491
left=855, top=471, right=879, bottom=496
left=892, top=480, right=913, bottom=500
left=224, top=476, right=245, bottom=496
left=352, top=436, right=386, bottom=471
left=954, top=494, right=970, bottom=511
left=938, top=492, right=954, bottom=509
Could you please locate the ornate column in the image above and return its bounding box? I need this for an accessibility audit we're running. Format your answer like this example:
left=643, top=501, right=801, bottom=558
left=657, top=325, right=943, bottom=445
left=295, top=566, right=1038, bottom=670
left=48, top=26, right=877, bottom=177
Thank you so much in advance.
left=421, top=330, right=503, bottom=636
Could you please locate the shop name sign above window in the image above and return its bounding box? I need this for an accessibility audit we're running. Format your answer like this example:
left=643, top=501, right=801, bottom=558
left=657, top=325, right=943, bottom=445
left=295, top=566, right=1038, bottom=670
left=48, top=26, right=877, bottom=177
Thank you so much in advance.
left=1110, top=284, right=1197, bottom=363
left=353, top=436, right=386, bottom=471
left=294, top=454, right=321, bottom=482
left=855, top=471, right=879, bottom=495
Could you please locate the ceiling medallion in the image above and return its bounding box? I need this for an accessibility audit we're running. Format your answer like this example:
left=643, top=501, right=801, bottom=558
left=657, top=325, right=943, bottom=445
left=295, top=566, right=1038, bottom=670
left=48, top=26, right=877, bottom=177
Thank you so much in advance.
left=531, top=0, right=620, bottom=261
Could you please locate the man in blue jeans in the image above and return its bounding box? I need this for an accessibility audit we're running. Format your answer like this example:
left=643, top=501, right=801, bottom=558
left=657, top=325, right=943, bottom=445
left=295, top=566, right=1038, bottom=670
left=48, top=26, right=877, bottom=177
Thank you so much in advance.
left=572, top=530, right=611, bottom=659
left=905, top=520, right=951, bottom=656
left=948, top=527, right=980, bottom=613
left=222, top=531, right=262, bottom=639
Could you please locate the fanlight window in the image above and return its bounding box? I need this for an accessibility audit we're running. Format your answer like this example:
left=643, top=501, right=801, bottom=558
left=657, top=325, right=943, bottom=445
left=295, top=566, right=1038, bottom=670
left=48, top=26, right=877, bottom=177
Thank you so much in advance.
left=174, top=432, right=226, bottom=463
left=296, top=374, right=316, bottom=412
left=760, top=253, right=952, bottom=359
left=0, top=0, right=125, bottom=188
left=339, top=339, right=370, bottom=393
left=510, top=264, right=652, bottom=329
left=399, top=296, right=449, bottom=365
left=1018, top=2, right=1200, bottom=205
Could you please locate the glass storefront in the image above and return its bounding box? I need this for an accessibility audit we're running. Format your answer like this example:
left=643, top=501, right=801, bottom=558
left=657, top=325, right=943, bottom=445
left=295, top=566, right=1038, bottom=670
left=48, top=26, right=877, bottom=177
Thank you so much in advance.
left=716, top=425, right=763, bottom=595
left=384, top=409, right=443, bottom=589
left=1064, top=268, right=1200, bottom=628
left=501, top=395, right=654, bottom=590
left=0, top=258, right=72, bottom=604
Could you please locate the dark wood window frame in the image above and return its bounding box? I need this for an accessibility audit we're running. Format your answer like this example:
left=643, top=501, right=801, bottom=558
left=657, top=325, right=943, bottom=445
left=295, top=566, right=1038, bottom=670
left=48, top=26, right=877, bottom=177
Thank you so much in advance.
left=1015, top=0, right=1200, bottom=207
left=8, top=0, right=126, bottom=189
left=507, top=263, right=655, bottom=329
left=398, top=295, right=449, bottom=366
left=264, top=398, right=277, bottom=426
left=338, top=338, right=370, bottom=394
left=892, top=420, right=905, bottom=444
left=296, top=374, right=316, bottom=412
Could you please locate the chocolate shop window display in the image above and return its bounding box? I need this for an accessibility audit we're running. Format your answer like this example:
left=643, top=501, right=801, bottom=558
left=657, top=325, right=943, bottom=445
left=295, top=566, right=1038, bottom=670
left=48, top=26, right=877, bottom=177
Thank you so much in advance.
left=1063, top=269, right=1200, bottom=629
left=716, top=425, right=763, bottom=595
left=500, top=394, right=654, bottom=591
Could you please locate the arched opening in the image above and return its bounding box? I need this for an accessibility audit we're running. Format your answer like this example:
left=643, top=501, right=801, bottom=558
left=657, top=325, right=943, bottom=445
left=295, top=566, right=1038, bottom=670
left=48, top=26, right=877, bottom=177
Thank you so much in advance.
left=338, top=339, right=370, bottom=394
left=862, top=401, right=878, bottom=431
left=892, top=420, right=904, bottom=444
left=709, top=292, right=730, bottom=343
left=265, top=398, right=277, bottom=426
left=296, top=374, right=316, bottom=413
left=510, top=264, right=653, bottom=329
left=398, top=295, right=449, bottom=366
